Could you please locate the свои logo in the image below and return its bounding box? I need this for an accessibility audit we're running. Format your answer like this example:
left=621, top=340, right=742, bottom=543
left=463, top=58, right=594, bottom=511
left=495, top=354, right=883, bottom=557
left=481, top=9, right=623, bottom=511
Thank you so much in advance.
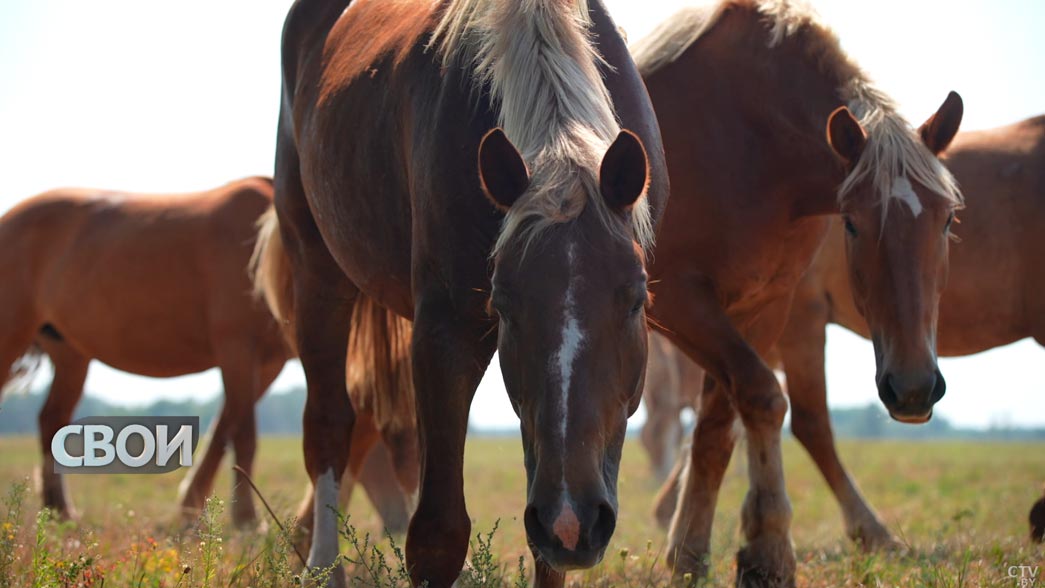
left=51, top=416, right=199, bottom=474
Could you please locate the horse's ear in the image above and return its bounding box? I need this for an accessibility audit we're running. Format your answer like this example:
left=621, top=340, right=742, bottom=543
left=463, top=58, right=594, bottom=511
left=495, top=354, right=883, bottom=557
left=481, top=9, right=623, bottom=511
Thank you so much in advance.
left=478, top=128, right=530, bottom=211
left=919, top=91, right=963, bottom=155
left=600, top=129, right=649, bottom=211
left=826, top=106, right=867, bottom=165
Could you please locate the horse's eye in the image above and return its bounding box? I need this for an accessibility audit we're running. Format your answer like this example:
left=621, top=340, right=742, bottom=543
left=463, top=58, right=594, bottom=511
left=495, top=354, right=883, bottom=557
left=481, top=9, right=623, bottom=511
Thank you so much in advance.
left=944, top=211, right=956, bottom=233
left=843, top=216, right=858, bottom=238
left=630, top=295, right=647, bottom=316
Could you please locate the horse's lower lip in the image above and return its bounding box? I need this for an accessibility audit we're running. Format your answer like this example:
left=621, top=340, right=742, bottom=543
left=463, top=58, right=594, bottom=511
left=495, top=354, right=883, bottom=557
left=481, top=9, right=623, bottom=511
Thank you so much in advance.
left=889, top=409, right=932, bottom=424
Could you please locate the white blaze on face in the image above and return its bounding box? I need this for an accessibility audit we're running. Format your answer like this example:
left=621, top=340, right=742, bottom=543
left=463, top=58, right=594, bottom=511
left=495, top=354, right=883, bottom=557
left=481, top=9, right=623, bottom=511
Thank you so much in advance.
left=891, top=175, right=923, bottom=217
left=308, top=468, right=340, bottom=569
left=554, top=240, right=586, bottom=451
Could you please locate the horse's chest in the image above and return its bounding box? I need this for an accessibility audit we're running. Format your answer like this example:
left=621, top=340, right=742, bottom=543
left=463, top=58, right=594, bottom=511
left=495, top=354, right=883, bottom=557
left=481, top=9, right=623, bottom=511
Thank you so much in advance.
left=725, top=228, right=826, bottom=307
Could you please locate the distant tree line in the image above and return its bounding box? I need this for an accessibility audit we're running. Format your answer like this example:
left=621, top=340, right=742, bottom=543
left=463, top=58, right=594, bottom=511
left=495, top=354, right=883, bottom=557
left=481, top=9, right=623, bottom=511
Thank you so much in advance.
left=1, top=387, right=1044, bottom=440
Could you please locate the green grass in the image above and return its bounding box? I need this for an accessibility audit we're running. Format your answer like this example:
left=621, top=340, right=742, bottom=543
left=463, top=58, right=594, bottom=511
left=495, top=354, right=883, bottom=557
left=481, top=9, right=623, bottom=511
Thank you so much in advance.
left=0, top=435, right=1041, bottom=586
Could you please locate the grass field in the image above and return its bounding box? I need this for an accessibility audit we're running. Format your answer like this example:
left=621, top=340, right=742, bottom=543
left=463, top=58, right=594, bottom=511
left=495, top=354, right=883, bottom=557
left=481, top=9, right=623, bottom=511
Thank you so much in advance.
left=0, top=435, right=1042, bottom=587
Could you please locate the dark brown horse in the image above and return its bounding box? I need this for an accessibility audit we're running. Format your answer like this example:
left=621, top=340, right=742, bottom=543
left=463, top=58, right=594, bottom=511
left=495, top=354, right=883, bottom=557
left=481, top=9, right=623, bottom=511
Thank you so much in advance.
left=773, top=114, right=1045, bottom=548
left=633, top=1, right=962, bottom=584
left=0, top=177, right=286, bottom=526
left=253, top=0, right=667, bottom=586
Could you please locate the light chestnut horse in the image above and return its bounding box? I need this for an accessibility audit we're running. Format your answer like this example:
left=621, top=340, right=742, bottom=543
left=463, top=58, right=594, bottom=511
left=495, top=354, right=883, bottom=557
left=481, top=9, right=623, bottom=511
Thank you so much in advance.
left=0, top=177, right=285, bottom=525
left=648, top=114, right=1045, bottom=549
left=634, top=1, right=963, bottom=584
left=774, top=114, right=1045, bottom=546
left=0, top=178, right=415, bottom=531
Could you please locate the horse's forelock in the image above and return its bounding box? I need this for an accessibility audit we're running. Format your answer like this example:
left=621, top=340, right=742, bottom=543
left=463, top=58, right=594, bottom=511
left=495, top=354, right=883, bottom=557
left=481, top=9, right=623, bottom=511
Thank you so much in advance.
left=839, top=86, right=963, bottom=223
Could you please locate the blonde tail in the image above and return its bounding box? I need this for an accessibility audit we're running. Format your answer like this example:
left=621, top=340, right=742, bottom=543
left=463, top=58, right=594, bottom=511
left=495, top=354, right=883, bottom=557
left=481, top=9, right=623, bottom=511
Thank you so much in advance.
left=250, top=206, right=415, bottom=432
left=345, top=296, right=416, bottom=433
left=249, top=206, right=296, bottom=353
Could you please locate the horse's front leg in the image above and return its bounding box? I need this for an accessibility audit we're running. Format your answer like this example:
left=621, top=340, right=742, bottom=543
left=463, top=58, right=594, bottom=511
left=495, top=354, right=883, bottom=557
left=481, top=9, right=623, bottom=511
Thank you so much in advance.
left=294, top=278, right=356, bottom=588
left=406, top=293, right=496, bottom=588
left=652, top=276, right=795, bottom=588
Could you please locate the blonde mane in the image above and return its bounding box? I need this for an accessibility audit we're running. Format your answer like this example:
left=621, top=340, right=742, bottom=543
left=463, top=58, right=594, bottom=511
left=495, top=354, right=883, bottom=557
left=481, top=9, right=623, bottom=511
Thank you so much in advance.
left=631, top=0, right=962, bottom=216
left=429, top=0, right=654, bottom=256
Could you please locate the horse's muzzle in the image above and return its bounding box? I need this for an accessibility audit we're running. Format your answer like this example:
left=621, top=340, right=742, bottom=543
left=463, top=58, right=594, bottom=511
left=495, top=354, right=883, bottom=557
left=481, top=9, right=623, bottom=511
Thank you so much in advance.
left=878, top=367, right=946, bottom=423
left=524, top=495, right=616, bottom=570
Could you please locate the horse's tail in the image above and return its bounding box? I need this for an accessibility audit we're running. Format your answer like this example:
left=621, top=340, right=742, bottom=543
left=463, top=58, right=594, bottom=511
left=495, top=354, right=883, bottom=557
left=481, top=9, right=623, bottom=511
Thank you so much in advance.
left=249, top=206, right=297, bottom=353
left=346, top=296, right=415, bottom=433
left=250, top=205, right=415, bottom=432
left=2, top=343, right=44, bottom=399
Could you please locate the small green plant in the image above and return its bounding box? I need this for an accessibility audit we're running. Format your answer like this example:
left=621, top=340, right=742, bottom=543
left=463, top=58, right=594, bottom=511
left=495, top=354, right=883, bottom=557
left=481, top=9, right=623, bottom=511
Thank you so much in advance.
left=30, top=508, right=55, bottom=588
left=338, top=509, right=414, bottom=588
left=0, top=481, right=27, bottom=588
left=458, top=520, right=508, bottom=588
left=189, top=495, right=225, bottom=587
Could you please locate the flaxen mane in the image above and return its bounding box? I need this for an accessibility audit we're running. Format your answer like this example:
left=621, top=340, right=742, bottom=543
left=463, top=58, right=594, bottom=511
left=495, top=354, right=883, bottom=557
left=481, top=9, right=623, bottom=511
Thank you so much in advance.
left=631, top=0, right=962, bottom=218
left=430, top=0, right=654, bottom=255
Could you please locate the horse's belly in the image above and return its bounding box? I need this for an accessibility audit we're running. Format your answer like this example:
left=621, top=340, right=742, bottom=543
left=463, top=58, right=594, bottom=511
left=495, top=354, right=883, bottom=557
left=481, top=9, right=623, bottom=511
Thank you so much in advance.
left=51, top=309, right=216, bottom=377
left=38, top=236, right=218, bottom=376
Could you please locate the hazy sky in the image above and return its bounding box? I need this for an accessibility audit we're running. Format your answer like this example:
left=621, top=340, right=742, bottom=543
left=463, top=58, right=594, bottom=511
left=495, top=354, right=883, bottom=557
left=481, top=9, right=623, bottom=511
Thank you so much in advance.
left=0, top=1, right=1042, bottom=429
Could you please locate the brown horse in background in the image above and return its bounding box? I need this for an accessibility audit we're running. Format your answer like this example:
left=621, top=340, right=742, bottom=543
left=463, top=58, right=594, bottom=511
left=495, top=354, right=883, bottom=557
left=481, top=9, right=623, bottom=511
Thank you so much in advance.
left=633, top=1, right=963, bottom=584
left=773, top=114, right=1045, bottom=547
left=256, top=1, right=667, bottom=586
left=0, top=178, right=417, bottom=533
left=0, top=178, right=285, bottom=526
left=640, top=331, right=702, bottom=482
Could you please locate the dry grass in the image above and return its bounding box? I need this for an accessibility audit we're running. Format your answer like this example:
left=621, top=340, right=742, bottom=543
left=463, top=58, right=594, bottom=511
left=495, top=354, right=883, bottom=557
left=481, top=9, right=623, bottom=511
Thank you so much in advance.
left=0, top=435, right=1041, bottom=586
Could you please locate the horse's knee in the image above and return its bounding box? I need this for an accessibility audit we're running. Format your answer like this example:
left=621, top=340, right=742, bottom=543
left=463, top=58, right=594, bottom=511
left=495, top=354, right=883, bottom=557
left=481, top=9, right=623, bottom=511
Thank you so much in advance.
left=734, top=365, right=788, bottom=430
left=790, top=406, right=830, bottom=447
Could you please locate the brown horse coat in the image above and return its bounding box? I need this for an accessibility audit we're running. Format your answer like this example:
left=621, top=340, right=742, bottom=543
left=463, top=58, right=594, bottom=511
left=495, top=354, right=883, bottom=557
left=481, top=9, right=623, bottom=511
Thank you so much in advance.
left=634, top=1, right=962, bottom=583
left=261, top=0, right=667, bottom=586
left=774, top=114, right=1045, bottom=546
left=0, top=177, right=286, bottom=525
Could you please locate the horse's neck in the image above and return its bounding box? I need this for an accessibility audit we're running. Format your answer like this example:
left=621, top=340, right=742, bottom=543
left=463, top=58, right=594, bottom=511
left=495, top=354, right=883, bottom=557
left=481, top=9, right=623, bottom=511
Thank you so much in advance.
left=683, top=33, right=848, bottom=218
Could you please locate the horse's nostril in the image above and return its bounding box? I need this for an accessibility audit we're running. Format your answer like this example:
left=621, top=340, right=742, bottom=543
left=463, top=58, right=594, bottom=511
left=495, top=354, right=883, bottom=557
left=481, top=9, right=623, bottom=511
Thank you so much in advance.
left=524, top=504, right=547, bottom=547
left=930, top=370, right=946, bottom=403
left=878, top=376, right=899, bottom=408
left=589, top=503, right=616, bottom=551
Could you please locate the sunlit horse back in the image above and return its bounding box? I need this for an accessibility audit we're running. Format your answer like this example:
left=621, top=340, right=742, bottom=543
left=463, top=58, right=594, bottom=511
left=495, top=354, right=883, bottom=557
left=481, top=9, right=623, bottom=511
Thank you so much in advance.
left=260, top=0, right=667, bottom=585
left=632, top=0, right=961, bottom=584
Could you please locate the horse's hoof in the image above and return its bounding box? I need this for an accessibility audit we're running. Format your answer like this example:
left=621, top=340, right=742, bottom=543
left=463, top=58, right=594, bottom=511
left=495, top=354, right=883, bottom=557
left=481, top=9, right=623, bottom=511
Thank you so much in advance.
left=850, top=522, right=902, bottom=553
left=735, top=545, right=796, bottom=588
left=667, top=546, right=711, bottom=587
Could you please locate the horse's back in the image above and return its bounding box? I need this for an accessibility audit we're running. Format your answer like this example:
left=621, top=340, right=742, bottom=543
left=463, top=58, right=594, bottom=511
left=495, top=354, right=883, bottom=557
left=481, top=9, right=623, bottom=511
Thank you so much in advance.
left=279, top=0, right=485, bottom=317
left=2, top=179, right=278, bottom=376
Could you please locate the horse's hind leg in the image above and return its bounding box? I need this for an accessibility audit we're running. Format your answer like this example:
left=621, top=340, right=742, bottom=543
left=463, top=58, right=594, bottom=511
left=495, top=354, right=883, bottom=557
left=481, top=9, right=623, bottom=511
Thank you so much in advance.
left=227, top=358, right=283, bottom=528
left=639, top=355, right=683, bottom=482
left=777, top=306, right=896, bottom=551
left=177, top=348, right=260, bottom=524
left=35, top=339, right=89, bottom=519
left=358, top=425, right=412, bottom=534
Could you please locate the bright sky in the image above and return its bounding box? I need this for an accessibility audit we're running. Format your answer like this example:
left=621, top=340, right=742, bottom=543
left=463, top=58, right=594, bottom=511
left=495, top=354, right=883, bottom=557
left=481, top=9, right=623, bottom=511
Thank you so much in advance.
left=1, top=1, right=1043, bottom=429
